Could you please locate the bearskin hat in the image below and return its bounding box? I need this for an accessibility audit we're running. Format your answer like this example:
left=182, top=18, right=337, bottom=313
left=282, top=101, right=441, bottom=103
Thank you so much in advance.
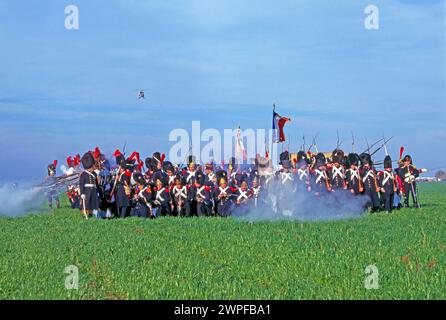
left=132, top=172, right=145, bottom=185
left=315, top=153, right=326, bottom=168
left=116, top=155, right=126, bottom=168
left=196, top=172, right=205, bottom=185
left=347, top=153, right=360, bottom=167
left=145, top=157, right=158, bottom=171
left=163, top=161, right=174, bottom=172
left=359, top=153, right=372, bottom=166
left=216, top=169, right=228, bottom=181
left=153, top=152, right=165, bottom=164
left=47, top=160, right=57, bottom=176
left=228, top=157, right=236, bottom=167
left=81, top=152, right=95, bottom=170
left=384, top=155, right=392, bottom=169
left=279, top=151, right=290, bottom=164
left=331, top=149, right=345, bottom=164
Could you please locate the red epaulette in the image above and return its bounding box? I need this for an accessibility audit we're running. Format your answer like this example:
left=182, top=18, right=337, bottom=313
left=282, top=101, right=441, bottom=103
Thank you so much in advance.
left=205, top=186, right=211, bottom=191
left=125, top=170, right=132, bottom=177
left=230, top=187, right=238, bottom=192
left=164, top=188, right=169, bottom=193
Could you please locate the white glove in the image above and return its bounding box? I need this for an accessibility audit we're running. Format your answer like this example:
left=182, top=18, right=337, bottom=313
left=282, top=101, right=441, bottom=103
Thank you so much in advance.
left=81, top=194, right=86, bottom=200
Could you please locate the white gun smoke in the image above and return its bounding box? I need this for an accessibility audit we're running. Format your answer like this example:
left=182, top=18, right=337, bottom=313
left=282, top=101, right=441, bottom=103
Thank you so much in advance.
left=0, top=183, right=46, bottom=217
left=233, top=182, right=370, bottom=222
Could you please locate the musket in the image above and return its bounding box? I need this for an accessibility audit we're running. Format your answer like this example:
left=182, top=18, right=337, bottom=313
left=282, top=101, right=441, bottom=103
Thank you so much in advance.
left=336, top=130, right=342, bottom=149
left=122, top=140, right=127, bottom=157
left=382, top=133, right=389, bottom=156
left=362, top=137, right=384, bottom=154
left=365, top=137, right=371, bottom=154
left=370, top=136, right=393, bottom=157
left=302, top=134, right=306, bottom=151
left=351, top=131, right=355, bottom=153
left=307, top=133, right=319, bottom=153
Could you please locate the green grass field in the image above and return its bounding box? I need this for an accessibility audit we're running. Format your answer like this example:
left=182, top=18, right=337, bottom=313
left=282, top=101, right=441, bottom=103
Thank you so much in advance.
left=0, top=183, right=444, bottom=300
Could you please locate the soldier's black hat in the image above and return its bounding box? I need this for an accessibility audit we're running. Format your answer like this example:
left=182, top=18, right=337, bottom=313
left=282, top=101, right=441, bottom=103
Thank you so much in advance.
left=384, top=155, right=392, bottom=169
left=229, top=157, right=236, bottom=167
left=331, top=149, right=345, bottom=164
left=403, top=155, right=412, bottom=164
left=347, top=153, right=360, bottom=167
left=153, top=152, right=164, bottom=164
left=145, top=157, right=158, bottom=171
left=163, top=161, right=174, bottom=172
left=81, top=152, right=95, bottom=170
left=188, top=155, right=196, bottom=166
left=216, top=169, right=228, bottom=181
left=359, top=153, right=373, bottom=166
left=132, top=172, right=145, bottom=185
left=47, top=160, right=57, bottom=176
left=315, top=153, right=326, bottom=168
left=116, top=155, right=126, bottom=168
left=126, top=158, right=135, bottom=171
left=196, top=171, right=205, bottom=185
left=173, top=174, right=184, bottom=184
left=279, top=151, right=289, bottom=165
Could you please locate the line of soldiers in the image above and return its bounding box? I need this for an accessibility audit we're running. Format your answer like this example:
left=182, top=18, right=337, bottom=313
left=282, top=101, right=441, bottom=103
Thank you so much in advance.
left=48, top=146, right=422, bottom=219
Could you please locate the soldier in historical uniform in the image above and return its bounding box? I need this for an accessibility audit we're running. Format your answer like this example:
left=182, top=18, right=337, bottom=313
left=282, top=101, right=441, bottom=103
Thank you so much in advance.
left=294, top=151, right=311, bottom=193
left=163, top=161, right=176, bottom=187
left=66, top=185, right=80, bottom=209
left=153, top=177, right=172, bottom=216
left=194, top=172, right=214, bottom=216
left=310, top=153, right=331, bottom=196
left=328, top=149, right=347, bottom=191
left=183, top=156, right=199, bottom=186
left=277, top=152, right=295, bottom=190
left=130, top=172, right=153, bottom=218
left=171, top=175, right=187, bottom=216
left=251, top=176, right=262, bottom=208
left=214, top=177, right=233, bottom=217
left=114, top=154, right=131, bottom=218
left=79, top=152, right=100, bottom=219
left=46, top=160, right=60, bottom=209
left=359, top=153, right=380, bottom=212
left=397, top=155, right=420, bottom=208
left=234, top=179, right=253, bottom=215
left=345, top=153, right=363, bottom=195
left=204, top=163, right=216, bottom=187
left=378, top=155, right=397, bottom=213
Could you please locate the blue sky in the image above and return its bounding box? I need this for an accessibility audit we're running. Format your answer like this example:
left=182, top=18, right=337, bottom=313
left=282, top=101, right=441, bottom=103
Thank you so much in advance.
left=0, top=0, right=445, bottom=181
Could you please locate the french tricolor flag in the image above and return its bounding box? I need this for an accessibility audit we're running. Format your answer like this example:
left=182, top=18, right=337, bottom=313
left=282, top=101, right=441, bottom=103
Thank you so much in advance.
left=272, top=110, right=291, bottom=143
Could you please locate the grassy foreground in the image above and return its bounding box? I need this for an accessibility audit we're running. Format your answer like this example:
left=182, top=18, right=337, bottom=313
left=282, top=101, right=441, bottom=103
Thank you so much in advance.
left=0, top=183, right=444, bottom=300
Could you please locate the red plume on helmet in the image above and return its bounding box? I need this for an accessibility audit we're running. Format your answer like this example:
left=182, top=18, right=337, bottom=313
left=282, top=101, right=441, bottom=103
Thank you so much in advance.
left=113, top=149, right=122, bottom=158
left=128, top=151, right=144, bottom=170
left=93, top=147, right=101, bottom=159
left=53, top=160, right=58, bottom=168
left=399, top=146, right=404, bottom=160
left=265, top=150, right=269, bottom=159
left=66, top=156, right=73, bottom=167
left=74, top=154, right=81, bottom=166
left=160, top=153, right=165, bottom=164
